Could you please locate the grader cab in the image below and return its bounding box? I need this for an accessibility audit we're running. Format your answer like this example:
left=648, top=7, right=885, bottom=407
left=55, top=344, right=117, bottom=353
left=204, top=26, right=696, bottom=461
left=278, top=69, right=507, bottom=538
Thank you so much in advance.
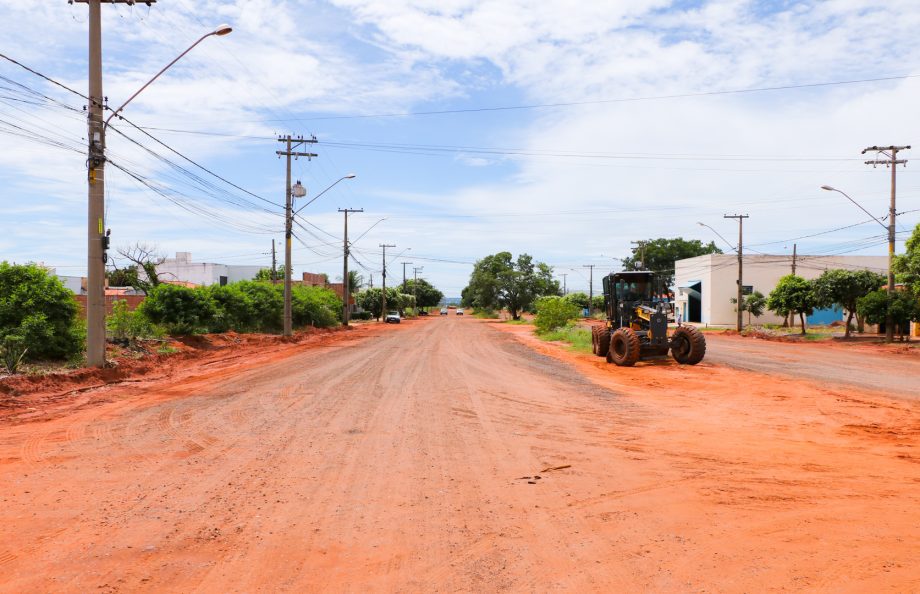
left=591, top=271, right=706, bottom=366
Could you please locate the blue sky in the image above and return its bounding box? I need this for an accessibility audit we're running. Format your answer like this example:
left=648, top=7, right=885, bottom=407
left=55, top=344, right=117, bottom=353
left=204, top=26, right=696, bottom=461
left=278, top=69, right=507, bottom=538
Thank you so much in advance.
left=1, top=0, right=919, bottom=296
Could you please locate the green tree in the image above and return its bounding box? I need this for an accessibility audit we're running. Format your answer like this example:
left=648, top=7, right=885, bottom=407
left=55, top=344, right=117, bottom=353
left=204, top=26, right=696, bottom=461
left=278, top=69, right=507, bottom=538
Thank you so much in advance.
left=356, top=288, right=384, bottom=320
left=0, top=262, right=83, bottom=361
left=115, top=243, right=165, bottom=294
left=730, top=290, right=766, bottom=327
left=462, top=252, right=560, bottom=320
left=534, top=296, right=581, bottom=333
left=253, top=265, right=287, bottom=282
left=621, top=237, right=722, bottom=288
left=107, top=265, right=140, bottom=288
left=812, top=269, right=886, bottom=337
left=766, top=275, right=815, bottom=335
left=857, top=290, right=920, bottom=340
left=562, top=292, right=590, bottom=309
left=405, top=278, right=444, bottom=311
left=894, top=222, right=920, bottom=296
left=291, top=285, right=341, bottom=328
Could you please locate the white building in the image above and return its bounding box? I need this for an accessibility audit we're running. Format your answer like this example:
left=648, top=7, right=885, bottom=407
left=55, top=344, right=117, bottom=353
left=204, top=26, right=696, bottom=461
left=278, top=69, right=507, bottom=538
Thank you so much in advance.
left=673, top=254, right=888, bottom=326
left=154, top=252, right=264, bottom=287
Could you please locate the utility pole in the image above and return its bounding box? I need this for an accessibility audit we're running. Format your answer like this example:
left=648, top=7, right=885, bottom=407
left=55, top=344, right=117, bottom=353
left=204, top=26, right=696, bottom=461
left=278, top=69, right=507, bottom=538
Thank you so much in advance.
left=561, top=273, right=567, bottom=295
left=277, top=135, right=317, bottom=336
left=78, top=0, right=157, bottom=367
left=413, top=266, right=423, bottom=314
left=271, top=239, right=277, bottom=283
left=863, top=145, right=910, bottom=342
left=339, top=208, right=363, bottom=326
left=724, top=214, right=749, bottom=332
left=631, top=240, right=647, bottom=270
left=402, top=261, right=414, bottom=291
left=583, top=265, right=595, bottom=310
left=788, top=242, right=797, bottom=327
left=380, top=243, right=395, bottom=318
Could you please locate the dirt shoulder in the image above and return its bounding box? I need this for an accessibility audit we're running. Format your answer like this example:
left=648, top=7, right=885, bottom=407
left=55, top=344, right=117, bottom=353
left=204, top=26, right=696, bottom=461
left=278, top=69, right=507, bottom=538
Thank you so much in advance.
left=0, top=323, right=384, bottom=425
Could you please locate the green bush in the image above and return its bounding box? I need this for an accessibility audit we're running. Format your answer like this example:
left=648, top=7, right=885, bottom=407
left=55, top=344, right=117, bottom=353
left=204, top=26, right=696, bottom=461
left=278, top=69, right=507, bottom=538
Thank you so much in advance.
left=107, top=299, right=161, bottom=344
left=534, top=296, right=581, bottom=333
left=238, top=282, right=283, bottom=332
left=0, top=262, right=84, bottom=361
left=207, top=284, right=254, bottom=332
left=292, top=285, right=341, bottom=328
left=350, top=311, right=373, bottom=321
left=139, top=284, right=216, bottom=335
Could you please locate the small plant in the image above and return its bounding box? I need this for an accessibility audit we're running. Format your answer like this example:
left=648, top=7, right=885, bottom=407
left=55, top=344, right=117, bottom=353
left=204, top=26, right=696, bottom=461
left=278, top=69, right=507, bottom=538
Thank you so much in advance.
left=156, top=345, right=180, bottom=356
left=0, top=335, right=28, bottom=374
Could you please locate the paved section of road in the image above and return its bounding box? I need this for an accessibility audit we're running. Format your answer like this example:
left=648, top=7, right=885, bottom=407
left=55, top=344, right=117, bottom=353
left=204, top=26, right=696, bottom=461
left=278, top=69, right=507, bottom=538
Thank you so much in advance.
left=704, top=333, right=920, bottom=397
left=0, top=318, right=917, bottom=592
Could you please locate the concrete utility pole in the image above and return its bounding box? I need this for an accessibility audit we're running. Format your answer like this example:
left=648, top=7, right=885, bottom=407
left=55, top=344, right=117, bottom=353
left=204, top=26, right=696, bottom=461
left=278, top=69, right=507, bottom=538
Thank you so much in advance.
left=583, top=265, right=595, bottom=310
left=402, top=261, right=414, bottom=291
left=863, top=145, right=910, bottom=342
left=339, top=208, right=363, bottom=326
left=277, top=135, right=318, bottom=336
left=724, top=214, right=750, bottom=332
left=77, top=1, right=233, bottom=367
left=380, top=243, right=395, bottom=318
left=413, top=266, right=423, bottom=314
left=561, top=273, right=567, bottom=295
left=788, top=242, right=797, bottom=328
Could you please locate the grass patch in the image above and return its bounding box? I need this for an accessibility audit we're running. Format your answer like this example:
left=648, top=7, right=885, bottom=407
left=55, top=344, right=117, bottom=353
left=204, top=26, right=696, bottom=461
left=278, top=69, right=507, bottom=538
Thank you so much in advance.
left=504, top=319, right=530, bottom=325
left=536, top=325, right=593, bottom=354
left=472, top=309, right=499, bottom=319
left=157, top=345, right=181, bottom=355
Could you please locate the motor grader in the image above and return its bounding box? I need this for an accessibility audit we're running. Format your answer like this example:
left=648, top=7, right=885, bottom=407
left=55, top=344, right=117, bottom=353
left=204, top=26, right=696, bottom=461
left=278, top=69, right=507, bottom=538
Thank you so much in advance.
left=591, top=271, right=706, bottom=366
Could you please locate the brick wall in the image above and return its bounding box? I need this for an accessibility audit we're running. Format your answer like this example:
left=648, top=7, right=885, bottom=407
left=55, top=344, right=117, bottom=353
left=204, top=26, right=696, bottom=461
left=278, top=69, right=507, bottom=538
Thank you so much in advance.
left=73, top=295, right=145, bottom=318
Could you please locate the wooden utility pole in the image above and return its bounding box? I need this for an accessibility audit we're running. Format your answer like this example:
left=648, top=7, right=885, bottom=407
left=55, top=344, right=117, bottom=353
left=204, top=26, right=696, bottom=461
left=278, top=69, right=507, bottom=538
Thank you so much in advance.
left=379, top=243, right=395, bottom=318
left=583, top=265, right=595, bottom=311
left=788, top=243, right=797, bottom=328
left=724, top=214, right=749, bottom=332
left=863, top=145, right=910, bottom=342
left=276, top=135, right=317, bottom=336
left=630, top=240, right=647, bottom=270
left=338, top=208, right=363, bottom=326
left=561, top=273, right=567, bottom=295
left=271, top=239, right=277, bottom=283
left=413, top=266, right=423, bottom=314
left=402, top=261, right=413, bottom=291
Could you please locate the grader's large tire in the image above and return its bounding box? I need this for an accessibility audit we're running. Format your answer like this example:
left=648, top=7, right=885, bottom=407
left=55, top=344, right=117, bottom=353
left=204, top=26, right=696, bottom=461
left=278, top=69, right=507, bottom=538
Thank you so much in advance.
left=597, top=327, right=611, bottom=358
left=607, top=328, right=640, bottom=366
left=670, top=325, right=706, bottom=365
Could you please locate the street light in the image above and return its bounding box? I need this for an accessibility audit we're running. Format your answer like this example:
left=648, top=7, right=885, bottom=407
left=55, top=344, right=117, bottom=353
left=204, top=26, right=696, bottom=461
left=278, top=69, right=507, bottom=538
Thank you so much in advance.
left=821, top=184, right=895, bottom=341
left=819, top=185, right=887, bottom=230
left=85, top=23, right=233, bottom=367
left=294, top=174, right=356, bottom=216
left=697, top=221, right=736, bottom=252
left=285, top=174, right=356, bottom=335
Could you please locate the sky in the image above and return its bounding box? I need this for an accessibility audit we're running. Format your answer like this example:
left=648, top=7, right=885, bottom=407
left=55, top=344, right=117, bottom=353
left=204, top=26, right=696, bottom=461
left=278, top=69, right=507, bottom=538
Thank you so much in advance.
left=1, top=0, right=919, bottom=297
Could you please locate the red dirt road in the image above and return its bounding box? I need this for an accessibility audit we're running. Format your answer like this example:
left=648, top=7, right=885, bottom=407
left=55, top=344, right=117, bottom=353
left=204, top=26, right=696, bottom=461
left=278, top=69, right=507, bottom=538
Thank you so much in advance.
left=1, top=318, right=918, bottom=592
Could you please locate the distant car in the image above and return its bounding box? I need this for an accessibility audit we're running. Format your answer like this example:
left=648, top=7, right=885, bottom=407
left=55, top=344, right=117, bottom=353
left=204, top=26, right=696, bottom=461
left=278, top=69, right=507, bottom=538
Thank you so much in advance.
left=385, top=311, right=401, bottom=324
left=440, top=308, right=448, bottom=315
left=456, top=308, right=464, bottom=315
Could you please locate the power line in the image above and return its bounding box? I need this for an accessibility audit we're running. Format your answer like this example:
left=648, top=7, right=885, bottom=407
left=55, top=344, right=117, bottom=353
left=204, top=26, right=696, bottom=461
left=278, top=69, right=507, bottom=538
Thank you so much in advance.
left=261, top=73, right=920, bottom=122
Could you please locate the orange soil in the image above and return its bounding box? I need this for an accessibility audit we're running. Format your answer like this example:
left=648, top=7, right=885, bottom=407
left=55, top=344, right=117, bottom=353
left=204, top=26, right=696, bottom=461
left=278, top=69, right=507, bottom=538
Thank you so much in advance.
left=0, top=317, right=917, bottom=592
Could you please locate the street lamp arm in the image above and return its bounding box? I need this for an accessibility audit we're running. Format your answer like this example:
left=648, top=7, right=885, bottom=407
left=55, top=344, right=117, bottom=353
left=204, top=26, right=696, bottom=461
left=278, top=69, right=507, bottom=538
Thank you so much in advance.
left=104, top=25, right=232, bottom=130
left=697, top=222, right=737, bottom=253
left=819, top=185, right=888, bottom=230
left=294, top=174, right=356, bottom=216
